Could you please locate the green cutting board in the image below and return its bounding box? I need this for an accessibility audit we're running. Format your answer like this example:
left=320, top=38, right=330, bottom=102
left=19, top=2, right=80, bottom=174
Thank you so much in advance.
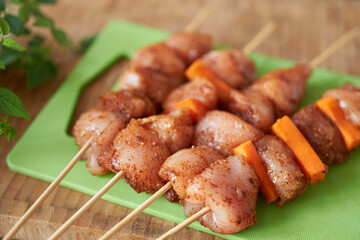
left=7, top=21, right=360, bottom=239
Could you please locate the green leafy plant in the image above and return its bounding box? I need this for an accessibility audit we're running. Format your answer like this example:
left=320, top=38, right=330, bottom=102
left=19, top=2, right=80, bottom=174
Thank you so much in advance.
left=0, top=87, right=29, bottom=140
left=0, top=0, right=76, bottom=141
left=0, top=0, right=72, bottom=88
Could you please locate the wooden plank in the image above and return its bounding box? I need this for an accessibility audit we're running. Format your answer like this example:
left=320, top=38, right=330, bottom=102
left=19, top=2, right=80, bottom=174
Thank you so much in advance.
left=1, top=0, right=360, bottom=239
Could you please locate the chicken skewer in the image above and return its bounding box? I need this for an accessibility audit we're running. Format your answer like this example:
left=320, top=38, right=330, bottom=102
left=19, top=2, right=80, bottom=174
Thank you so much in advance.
left=186, top=28, right=360, bottom=132
left=49, top=99, right=207, bottom=240
left=165, top=82, right=360, bottom=238
left=48, top=21, right=277, bottom=239
left=100, top=27, right=355, bottom=239
left=157, top=28, right=360, bottom=239
left=43, top=10, right=221, bottom=240
left=96, top=22, right=277, bottom=240
left=157, top=82, right=360, bottom=239
left=3, top=6, right=217, bottom=240
left=159, top=28, right=358, bottom=204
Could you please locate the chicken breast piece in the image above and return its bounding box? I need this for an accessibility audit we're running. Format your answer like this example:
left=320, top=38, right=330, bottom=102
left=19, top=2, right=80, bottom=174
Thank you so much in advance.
left=201, top=50, right=256, bottom=89
left=184, top=155, right=260, bottom=234
left=97, top=119, right=170, bottom=193
left=165, top=32, right=212, bottom=66
left=322, top=83, right=360, bottom=128
left=194, top=110, right=264, bottom=156
left=251, top=64, right=312, bottom=117
left=73, top=90, right=157, bottom=176
left=140, top=108, right=194, bottom=154
left=73, top=108, right=128, bottom=175
left=292, top=104, right=349, bottom=165
left=159, top=146, right=224, bottom=202
left=131, top=42, right=186, bottom=88
left=224, top=87, right=276, bottom=131
left=162, top=78, right=218, bottom=111
left=97, top=89, right=157, bottom=119
left=254, top=135, right=307, bottom=206
left=118, top=67, right=172, bottom=105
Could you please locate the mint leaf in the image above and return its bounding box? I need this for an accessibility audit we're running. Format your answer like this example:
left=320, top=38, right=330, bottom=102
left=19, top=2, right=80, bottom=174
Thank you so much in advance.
left=6, top=127, right=16, bottom=140
left=51, top=28, right=70, bottom=46
left=31, top=46, right=50, bottom=59
left=0, top=88, right=29, bottom=118
left=19, top=6, right=30, bottom=24
left=78, top=35, right=97, bottom=54
left=0, top=18, right=10, bottom=35
left=4, top=14, right=22, bottom=36
left=1, top=115, right=9, bottom=122
left=0, top=46, right=26, bottom=66
left=36, top=0, right=56, bottom=4
left=28, top=35, right=45, bottom=48
left=0, top=120, right=9, bottom=131
left=0, top=125, right=8, bottom=136
left=0, top=59, right=4, bottom=70
left=1, top=37, right=26, bottom=51
left=27, top=61, right=57, bottom=88
left=34, top=16, right=53, bottom=28
left=0, top=0, right=5, bottom=11
left=22, top=26, right=31, bottom=35
left=23, top=2, right=39, bottom=12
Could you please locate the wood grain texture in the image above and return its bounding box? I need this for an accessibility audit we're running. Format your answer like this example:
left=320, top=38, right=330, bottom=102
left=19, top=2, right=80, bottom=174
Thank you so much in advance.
left=1, top=0, right=360, bottom=239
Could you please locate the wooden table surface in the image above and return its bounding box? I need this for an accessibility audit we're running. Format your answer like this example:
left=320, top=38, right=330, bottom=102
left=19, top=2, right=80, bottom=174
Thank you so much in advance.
left=1, top=0, right=360, bottom=239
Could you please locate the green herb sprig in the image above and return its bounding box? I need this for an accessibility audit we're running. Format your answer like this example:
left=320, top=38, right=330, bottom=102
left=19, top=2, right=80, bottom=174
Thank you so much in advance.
left=0, top=0, right=72, bottom=88
left=0, top=0, right=74, bottom=141
left=0, top=87, right=29, bottom=140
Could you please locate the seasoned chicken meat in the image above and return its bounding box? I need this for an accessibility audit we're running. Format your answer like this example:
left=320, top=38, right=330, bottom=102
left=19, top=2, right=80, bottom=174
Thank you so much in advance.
left=73, top=108, right=128, bottom=175
left=131, top=42, right=186, bottom=88
left=251, top=64, right=312, bottom=117
left=97, top=107, right=197, bottom=193
left=292, top=104, right=349, bottom=165
left=97, top=119, right=170, bottom=193
left=140, top=108, right=195, bottom=154
left=201, top=50, right=256, bottom=89
left=184, top=155, right=260, bottom=234
left=97, top=89, right=156, bottom=119
left=118, top=67, right=172, bottom=105
left=165, top=32, right=212, bottom=66
left=162, top=79, right=218, bottom=111
left=159, top=146, right=224, bottom=202
left=322, top=83, right=360, bottom=128
left=254, top=135, right=307, bottom=206
left=73, top=90, right=156, bottom=176
left=194, top=110, right=264, bottom=156
left=224, top=87, right=275, bottom=131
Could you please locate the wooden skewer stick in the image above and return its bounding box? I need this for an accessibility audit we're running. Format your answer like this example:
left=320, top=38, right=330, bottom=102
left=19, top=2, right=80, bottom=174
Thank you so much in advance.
left=44, top=4, right=216, bottom=240
left=184, top=2, right=217, bottom=33
left=157, top=207, right=211, bottom=240
left=48, top=171, right=125, bottom=240
left=152, top=28, right=360, bottom=240
left=99, top=182, right=172, bottom=240
left=309, top=28, right=360, bottom=68
left=97, top=21, right=277, bottom=239
left=3, top=137, right=93, bottom=240
left=243, top=21, right=277, bottom=54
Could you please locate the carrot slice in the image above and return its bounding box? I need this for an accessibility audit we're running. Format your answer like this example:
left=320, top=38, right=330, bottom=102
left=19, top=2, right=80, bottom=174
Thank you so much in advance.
left=316, top=96, right=360, bottom=150
left=271, top=116, right=328, bottom=185
left=172, top=98, right=208, bottom=122
left=234, top=140, right=278, bottom=203
left=185, top=59, right=231, bottom=102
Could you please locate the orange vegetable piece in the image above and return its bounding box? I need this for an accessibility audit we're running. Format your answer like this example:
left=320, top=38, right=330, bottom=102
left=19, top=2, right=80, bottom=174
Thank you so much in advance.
left=271, top=116, right=328, bottom=185
left=234, top=140, right=278, bottom=203
left=185, top=59, right=231, bottom=102
left=316, top=96, right=360, bottom=150
left=172, top=98, right=208, bottom=122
